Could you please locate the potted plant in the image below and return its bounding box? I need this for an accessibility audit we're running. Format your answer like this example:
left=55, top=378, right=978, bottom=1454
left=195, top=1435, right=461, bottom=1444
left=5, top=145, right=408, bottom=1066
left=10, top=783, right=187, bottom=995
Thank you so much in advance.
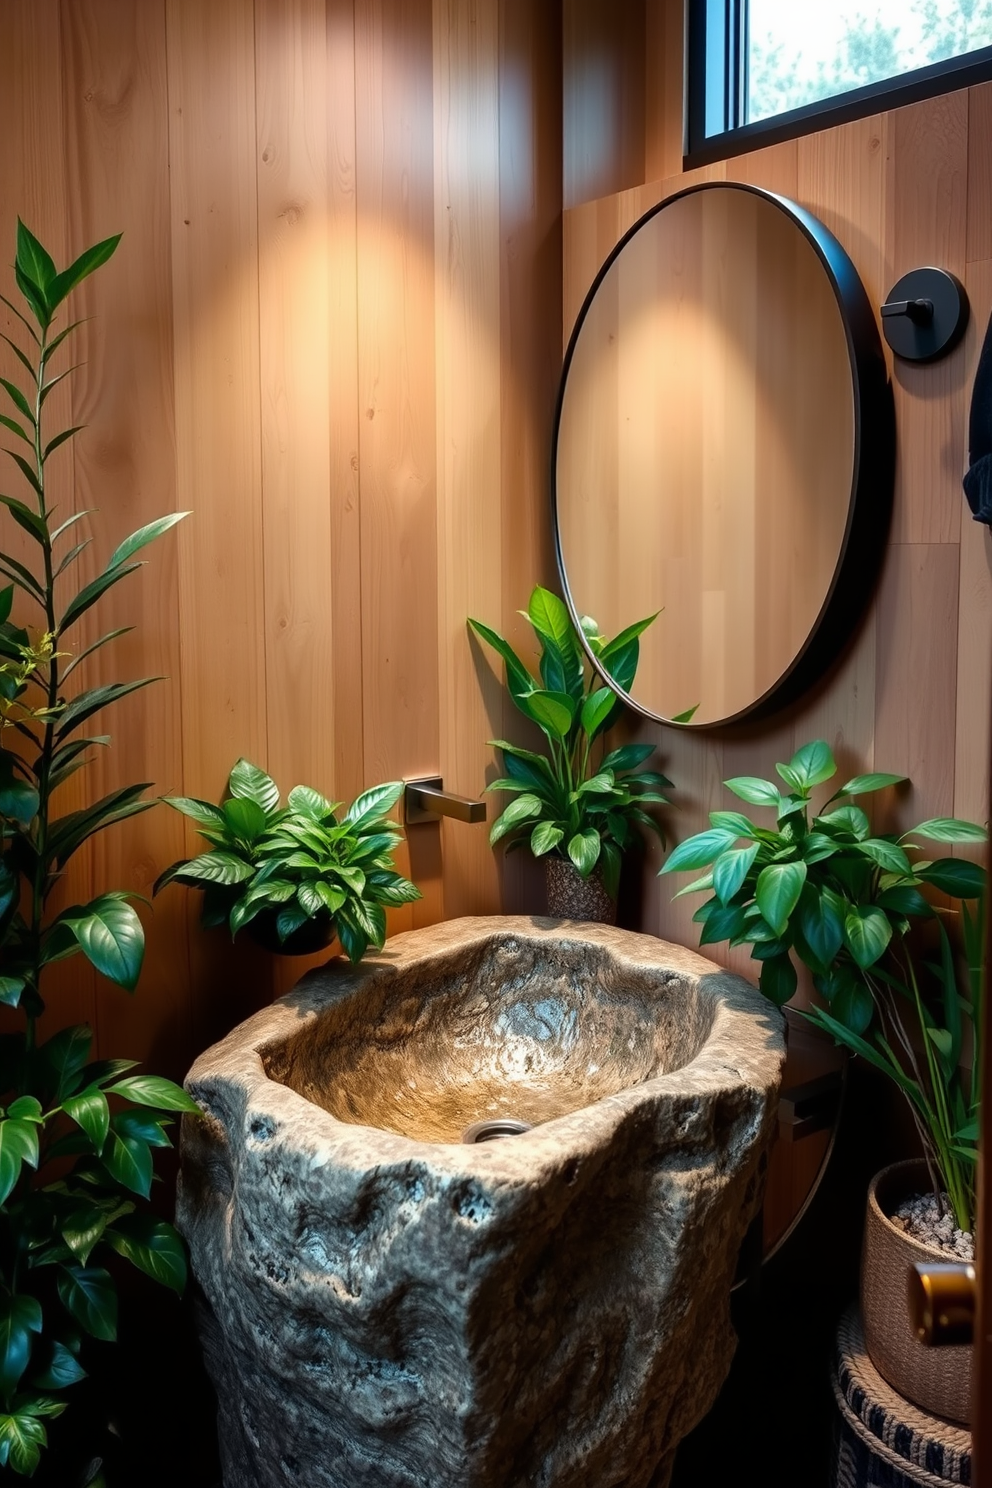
left=660, top=738, right=986, bottom=1422
left=468, top=586, right=672, bottom=923
left=155, top=762, right=421, bottom=961
left=0, top=219, right=199, bottom=1477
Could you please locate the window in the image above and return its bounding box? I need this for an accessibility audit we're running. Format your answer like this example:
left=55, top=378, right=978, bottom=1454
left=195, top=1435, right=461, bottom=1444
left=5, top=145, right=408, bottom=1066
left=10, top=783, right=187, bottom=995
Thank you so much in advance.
left=688, top=0, right=992, bottom=164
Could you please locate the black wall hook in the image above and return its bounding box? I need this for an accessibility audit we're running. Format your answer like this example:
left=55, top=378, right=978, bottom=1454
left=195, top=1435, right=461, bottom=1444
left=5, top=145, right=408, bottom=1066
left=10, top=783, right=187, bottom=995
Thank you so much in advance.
left=880, top=267, right=968, bottom=362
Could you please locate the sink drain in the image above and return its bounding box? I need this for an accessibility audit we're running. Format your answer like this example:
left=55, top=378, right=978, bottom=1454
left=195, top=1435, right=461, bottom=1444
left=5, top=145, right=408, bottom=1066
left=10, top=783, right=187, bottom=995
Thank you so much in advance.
left=462, top=1118, right=533, bottom=1143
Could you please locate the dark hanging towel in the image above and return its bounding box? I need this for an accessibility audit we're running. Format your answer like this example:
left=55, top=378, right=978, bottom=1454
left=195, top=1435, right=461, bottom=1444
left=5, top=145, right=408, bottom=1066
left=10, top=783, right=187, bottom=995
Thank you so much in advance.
left=963, top=306, right=992, bottom=525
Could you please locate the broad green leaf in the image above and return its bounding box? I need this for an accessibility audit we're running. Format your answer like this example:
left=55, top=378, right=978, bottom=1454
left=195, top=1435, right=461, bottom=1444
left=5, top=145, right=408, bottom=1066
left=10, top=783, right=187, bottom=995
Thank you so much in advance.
left=906, top=817, right=988, bottom=844
left=0, top=1119, right=39, bottom=1204
left=670, top=870, right=714, bottom=898
left=855, top=838, right=912, bottom=875
left=345, top=780, right=404, bottom=829
left=228, top=758, right=280, bottom=813
left=0, top=1294, right=42, bottom=1399
left=759, top=953, right=797, bottom=1006
left=699, top=903, right=747, bottom=947
left=113, top=1109, right=172, bottom=1148
left=39, top=1024, right=92, bottom=1101
left=105, top=512, right=188, bottom=571
left=522, top=690, right=575, bottom=740
left=61, top=1206, right=110, bottom=1266
left=287, top=785, right=334, bottom=819
left=708, top=810, right=758, bottom=839
left=662, top=827, right=739, bottom=873
left=876, top=884, right=932, bottom=918
left=57, top=895, right=144, bottom=991
left=838, top=771, right=907, bottom=797
left=526, top=585, right=573, bottom=650
left=57, top=1266, right=116, bottom=1341
left=62, top=1088, right=110, bottom=1154
left=915, top=858, right=986, bottom=899
left=600, top=744, right=655, bottom=773
left=102, top=1130, right=152, bottom=1197
left=348, top=898, right=387, bottom=948
left=169, top=851, right=254, bottom=886
left=0, top=1411, right=47, bottom=1475
left=4, top=1098, right=40, bottom=1124
left=222, top=796, right=269, bottom=843
left=724, top=776, right=780, bottom=808
left=776, top=763, right=804, bottom=794
left=530, top=821, right=564, bottom=856
left=798, top=888, right=845, bottom=970
left=489, top=793, right=542, bottom=846
left=843, top=905, right=892, bottom=969
left=104, top=1215, right=187, bottom=1295
left=567, top=828, right=601, bottom=876
left=0, top=773, right=38, bottom=824
left=580, top=686, right=615, bottom=738
left=0, top=977, right=24, bottom=1009
left=575, top=771, right=615, bottom=797
left=107, top=1075, right=199, bottom=1113
left=786, top=740, right=836, bottom=789
left=817, top=805, right=870, bottom=840
left=712, top=843, right=759, bottom=905
left=755, top=861, right=806, bottom=937
left=802, top=832, right=840, bottom=864
left=830, top=976, right=874, bottom=1035
left=30, top=1339, right=87, bottom=1391
left=160, top=795, right=226, bottom=830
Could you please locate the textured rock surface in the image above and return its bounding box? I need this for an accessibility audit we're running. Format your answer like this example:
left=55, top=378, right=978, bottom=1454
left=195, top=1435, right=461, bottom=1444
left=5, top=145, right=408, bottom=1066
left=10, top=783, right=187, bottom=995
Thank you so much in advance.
left=178, top=916, right=784, bottom=1488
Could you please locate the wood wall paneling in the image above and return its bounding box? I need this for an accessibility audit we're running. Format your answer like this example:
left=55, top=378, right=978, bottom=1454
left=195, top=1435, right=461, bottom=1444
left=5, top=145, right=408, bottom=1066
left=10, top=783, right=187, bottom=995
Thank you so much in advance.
left=4, top=0, right=562, bottom=1070
left=62, top=0, right=191, bottom=1067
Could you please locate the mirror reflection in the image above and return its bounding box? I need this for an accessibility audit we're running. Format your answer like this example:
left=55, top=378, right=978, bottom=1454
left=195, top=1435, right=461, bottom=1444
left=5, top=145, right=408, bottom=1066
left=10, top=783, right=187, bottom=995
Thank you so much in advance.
left=554, top=184, right=857, bottom=727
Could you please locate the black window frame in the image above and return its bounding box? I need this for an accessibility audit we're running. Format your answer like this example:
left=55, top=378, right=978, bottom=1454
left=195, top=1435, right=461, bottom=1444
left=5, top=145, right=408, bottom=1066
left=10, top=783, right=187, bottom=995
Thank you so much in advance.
left=686, top=0, right=992, bottom=168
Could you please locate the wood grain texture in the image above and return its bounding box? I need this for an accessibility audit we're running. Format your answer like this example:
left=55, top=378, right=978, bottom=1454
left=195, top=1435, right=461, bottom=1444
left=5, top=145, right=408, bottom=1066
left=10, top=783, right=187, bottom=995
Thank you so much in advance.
left=562, top=0, right=645, bottom=210
left=166, top=0, right=276, bottom=1043
left=644, top=0, right=684, bottom=184
left=61, top=0, right=191, bottom=1068
left=888, top=92, right=969, bottom=546
left=433, top=0, right=502, bottom=917
left=0, top=3, right=96, bottom=1041
left=497, top=0, right=562, bottom=916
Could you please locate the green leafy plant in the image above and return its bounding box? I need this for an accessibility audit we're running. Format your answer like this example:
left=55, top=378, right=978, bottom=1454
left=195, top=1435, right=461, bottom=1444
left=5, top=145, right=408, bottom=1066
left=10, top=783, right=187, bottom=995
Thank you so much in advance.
left=155, top=761, right=421, bottom=963
left=0, top=219, right=197, bottom=1474
left=661, top=738, right=987, bottom=1231
left=467, top=586, right=672, bottom=898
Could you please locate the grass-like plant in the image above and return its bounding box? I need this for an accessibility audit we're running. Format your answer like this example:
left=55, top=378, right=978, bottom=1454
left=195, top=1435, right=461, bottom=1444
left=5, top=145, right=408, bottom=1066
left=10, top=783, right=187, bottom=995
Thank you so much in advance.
left=156, top=762, right=421, bottom=962
left=661, top=739, right=987, bottom=1231
left=468, top=586, right=671, bottom=898
left=0, top=221, right=197, bottom=1475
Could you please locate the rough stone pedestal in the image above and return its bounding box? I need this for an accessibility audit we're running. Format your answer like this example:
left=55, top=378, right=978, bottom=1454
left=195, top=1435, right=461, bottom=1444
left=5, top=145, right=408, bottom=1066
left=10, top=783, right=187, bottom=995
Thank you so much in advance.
left=178, top=916, right=784, bottom=1488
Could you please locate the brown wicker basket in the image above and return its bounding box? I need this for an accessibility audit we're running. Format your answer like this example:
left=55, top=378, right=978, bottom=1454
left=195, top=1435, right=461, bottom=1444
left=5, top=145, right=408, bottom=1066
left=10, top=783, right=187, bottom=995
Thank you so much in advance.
left=861, top=1160, right=972, bottom=1426
left=544, top=856, right=616, bottom=924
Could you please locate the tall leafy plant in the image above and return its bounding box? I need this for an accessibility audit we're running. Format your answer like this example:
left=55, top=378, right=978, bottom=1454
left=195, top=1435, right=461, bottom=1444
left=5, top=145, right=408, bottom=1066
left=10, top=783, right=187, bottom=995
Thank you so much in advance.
left=661, top=739, right=987, bottom=1230
left=0, top=221, right=197, bottom=1475
left=468, top=586, right=671, bottom=898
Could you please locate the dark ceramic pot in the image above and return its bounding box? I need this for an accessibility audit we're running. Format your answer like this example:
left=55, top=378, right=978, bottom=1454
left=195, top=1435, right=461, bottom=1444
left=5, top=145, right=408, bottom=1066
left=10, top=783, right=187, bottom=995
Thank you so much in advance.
left=861, top=1159, right=972, bottom=1425
left=544, top=856, right=617, bottom=925
left=246, top=909, right=337, bottom=957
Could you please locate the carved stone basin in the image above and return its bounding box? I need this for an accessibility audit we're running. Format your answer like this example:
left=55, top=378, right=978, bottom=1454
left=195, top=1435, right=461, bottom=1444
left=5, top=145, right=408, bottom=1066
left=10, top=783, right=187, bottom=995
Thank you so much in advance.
left=178, top=917, right=784, bottom=1488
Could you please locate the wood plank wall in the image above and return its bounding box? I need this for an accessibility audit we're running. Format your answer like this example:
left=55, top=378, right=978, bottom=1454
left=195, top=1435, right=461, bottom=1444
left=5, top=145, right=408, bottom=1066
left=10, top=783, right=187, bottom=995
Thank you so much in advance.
left=0, top=0, right=561, bottom=1077
left=562, top=0, right=992, bottom=982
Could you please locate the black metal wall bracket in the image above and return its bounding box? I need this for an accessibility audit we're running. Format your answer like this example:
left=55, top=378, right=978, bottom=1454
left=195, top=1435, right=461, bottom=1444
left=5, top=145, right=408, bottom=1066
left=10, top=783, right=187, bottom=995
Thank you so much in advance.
left=880, top=267, right=969, bottom=362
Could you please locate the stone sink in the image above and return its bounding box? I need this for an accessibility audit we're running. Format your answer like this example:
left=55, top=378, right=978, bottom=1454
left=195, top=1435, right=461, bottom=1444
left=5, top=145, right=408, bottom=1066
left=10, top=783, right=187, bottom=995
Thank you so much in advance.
left=178, top=916, right=784, bottom=1488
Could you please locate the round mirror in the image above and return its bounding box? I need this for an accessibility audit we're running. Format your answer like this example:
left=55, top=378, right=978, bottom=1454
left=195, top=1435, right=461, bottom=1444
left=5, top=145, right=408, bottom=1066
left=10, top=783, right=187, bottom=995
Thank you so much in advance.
left=553, top=183, right=893, bottom=728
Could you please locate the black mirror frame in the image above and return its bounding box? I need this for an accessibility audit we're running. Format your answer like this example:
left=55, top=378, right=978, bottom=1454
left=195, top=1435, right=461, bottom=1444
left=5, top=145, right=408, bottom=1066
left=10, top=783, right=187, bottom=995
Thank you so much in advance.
left=551, top=180, right=896, bottom=730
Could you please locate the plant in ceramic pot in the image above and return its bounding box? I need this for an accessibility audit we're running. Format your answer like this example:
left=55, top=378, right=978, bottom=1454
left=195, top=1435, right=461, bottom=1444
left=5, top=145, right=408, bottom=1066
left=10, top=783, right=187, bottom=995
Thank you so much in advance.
left=0, top=221, right=199, bottom=1476
left=468, top=586, right=672, bottom=923
left=660, top=737, right=986, bottom=1421
left=155, top=762, right=421, bottom=961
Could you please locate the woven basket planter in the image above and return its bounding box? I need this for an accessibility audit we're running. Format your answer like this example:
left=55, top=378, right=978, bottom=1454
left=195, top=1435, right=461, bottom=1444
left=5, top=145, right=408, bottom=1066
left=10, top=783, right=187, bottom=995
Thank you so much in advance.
left=861, top=1160, right=972, bottom=1427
